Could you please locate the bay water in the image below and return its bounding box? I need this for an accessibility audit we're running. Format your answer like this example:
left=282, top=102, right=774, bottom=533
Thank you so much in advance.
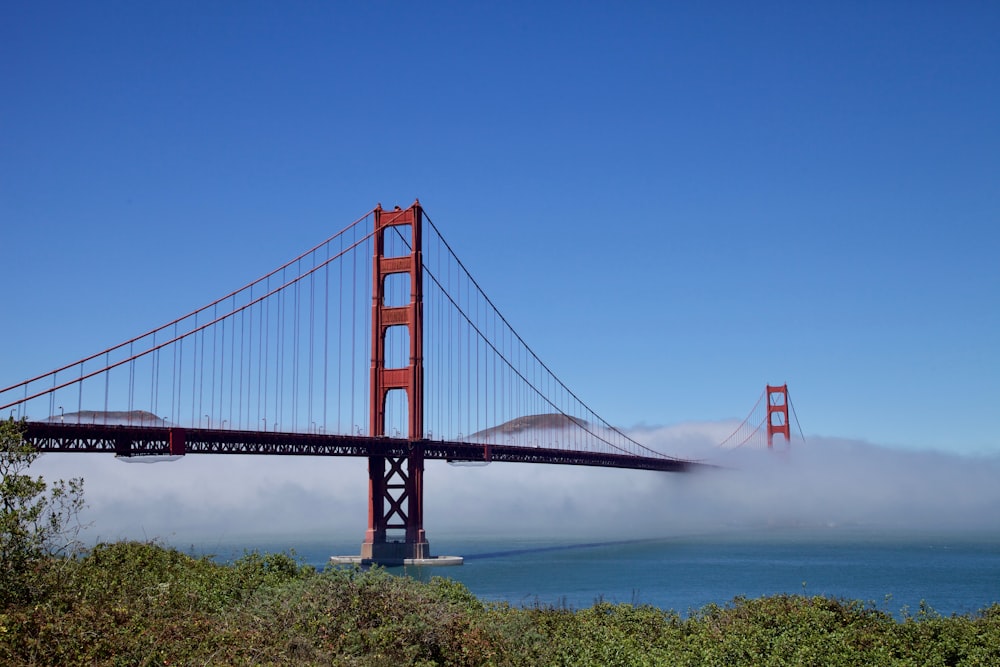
left=194, top=528, right=1000, bottom=618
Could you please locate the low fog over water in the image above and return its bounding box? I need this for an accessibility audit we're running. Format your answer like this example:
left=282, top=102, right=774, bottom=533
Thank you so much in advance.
left=28, top=421, right=1000, bottom=547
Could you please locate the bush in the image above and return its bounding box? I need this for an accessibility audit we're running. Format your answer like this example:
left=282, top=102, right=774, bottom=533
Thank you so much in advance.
left=2, top=542, right=1000, bottom=666
left=0, top=418, right=85, bottom=605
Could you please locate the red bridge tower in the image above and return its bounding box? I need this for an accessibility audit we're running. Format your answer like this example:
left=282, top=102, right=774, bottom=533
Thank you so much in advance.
left=766, top=384, right=791, bottom=447
left=361, top=201, right=430, bottom=564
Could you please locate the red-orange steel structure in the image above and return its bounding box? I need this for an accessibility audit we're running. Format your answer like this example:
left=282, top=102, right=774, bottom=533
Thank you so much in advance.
left=362, top=202, right=430, bottom=563
left=766, top=384, right=790, bottom=447
left=4, top=198, right=709, bottom=567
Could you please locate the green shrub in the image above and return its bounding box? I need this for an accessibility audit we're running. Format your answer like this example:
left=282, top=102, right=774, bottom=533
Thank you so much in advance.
left=3, top=541, right=1000, bottom=666
left=0, top=418, right=85, bottom=605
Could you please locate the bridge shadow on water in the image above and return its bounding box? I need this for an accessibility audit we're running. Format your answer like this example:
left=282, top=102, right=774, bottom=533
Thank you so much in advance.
left=431, top=528, right=766, bottom=565
left=460, top=537, right=663, bottom=562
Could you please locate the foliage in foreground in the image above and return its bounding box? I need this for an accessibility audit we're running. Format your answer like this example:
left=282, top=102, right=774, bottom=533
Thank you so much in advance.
left=1, top=541, right=999, bottom=666
left=0, top=417, right=85, bottom=605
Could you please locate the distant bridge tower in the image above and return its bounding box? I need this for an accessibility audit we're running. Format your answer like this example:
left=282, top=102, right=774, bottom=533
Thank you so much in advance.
left=766, top=384, right=790, bottom=447
left=362, top=201, right=429, bottom=563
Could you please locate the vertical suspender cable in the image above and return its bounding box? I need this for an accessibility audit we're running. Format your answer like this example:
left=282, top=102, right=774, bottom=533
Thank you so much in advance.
left=308, top=263, right=315, bottom=432
left=261, top=282, right=268, bottom=430
left=350, top=225, right=357, bottom=433
left=323, top=242, right=330, bottom=433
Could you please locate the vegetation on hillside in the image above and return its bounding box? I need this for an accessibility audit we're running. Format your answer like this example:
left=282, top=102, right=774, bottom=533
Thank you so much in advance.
left=3, top=418, right=1000, bottom=665
left=1, top=541, right=999, bottom=666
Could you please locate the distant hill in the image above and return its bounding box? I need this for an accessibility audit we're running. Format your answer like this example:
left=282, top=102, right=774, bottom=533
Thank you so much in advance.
left=470, top=413, right=588, bottom=441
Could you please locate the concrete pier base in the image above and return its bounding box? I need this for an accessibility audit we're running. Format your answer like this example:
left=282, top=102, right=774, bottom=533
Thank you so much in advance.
left=330, top=554, right=464, bottom=567
left=361, top=538, right=431, bottom=563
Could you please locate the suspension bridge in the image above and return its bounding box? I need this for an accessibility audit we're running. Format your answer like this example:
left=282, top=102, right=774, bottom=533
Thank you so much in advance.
left=1, top=201, right=799, bottom=565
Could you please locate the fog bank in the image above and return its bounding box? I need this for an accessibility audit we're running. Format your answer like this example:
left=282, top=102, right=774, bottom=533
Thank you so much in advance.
left=28, top=421, right=1000, bottom=547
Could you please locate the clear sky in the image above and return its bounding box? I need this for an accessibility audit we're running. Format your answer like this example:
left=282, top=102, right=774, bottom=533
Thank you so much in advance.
left=3, top=2, right=998, bottom=455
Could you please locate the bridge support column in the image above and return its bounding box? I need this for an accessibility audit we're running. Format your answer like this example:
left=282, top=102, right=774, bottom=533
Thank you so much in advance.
left=766, top=384, right=791, bottom=447
left=360, top=201, right=432, bottom=565
left=361, top=448, right=429, bottom=563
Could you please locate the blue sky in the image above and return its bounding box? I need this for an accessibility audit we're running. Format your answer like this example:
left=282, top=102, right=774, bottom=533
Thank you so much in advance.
left=2, top=2, right=998, bottom=454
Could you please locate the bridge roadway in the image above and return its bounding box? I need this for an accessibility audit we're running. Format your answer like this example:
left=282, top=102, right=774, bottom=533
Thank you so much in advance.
left=22, top=421, right=697, bottom=473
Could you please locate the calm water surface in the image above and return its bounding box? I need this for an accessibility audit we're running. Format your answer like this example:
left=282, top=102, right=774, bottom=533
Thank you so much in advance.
left=197, top=530, right=1000, bottom=618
